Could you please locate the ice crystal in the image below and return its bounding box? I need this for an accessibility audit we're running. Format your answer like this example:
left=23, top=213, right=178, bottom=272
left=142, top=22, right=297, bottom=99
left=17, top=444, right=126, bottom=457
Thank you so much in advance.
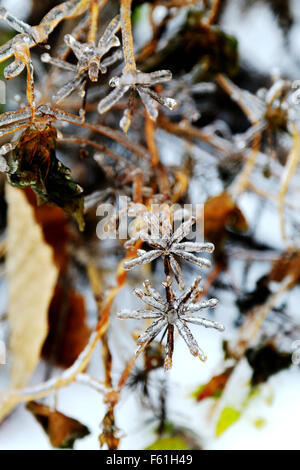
left=0, top=1, right=92, bottom=109
left=41, top=15, right=122, bottom=108
left=218, top=75, right=299, bottom=150
left=65, top=14, right=121, bottom=80
left=0, top=0, right=90, bottom=78
left=98, top=70, right=178, bottom=131
left=124, top=209, right=214, bottom=288
left=118, top=278, right=223, bottom=370
left=166, top=68, right=216, bottom=122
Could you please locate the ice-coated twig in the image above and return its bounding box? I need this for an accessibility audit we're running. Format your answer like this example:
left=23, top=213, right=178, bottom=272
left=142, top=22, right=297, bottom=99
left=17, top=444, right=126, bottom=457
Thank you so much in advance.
left=97, top=0, right=177, bottom=131
left=0, top=1, right=93, bottom=108
left=117, top=278, right=223, bottom=370
left=120, top=0, right=136, bottom=73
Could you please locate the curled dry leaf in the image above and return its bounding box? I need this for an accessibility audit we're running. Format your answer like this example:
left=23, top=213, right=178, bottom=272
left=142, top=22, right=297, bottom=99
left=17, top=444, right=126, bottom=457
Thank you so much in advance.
left=42, top=286, right=90, bottom=368
left=0, top=185, right=58, bottom=421
left=204, top=192, right=248, bottom=247
left=269, top=251, right=300, bottom=284
left=26, top=401, right=90, bottom=449
left=192, top=366, right=234, bottom=402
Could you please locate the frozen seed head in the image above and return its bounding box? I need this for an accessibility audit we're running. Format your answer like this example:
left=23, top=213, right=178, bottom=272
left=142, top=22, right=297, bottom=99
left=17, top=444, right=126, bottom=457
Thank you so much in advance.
left=98, top=69, right=177, bottom=131
left=124, top=210, right=214, bottom=289
left=38, top=15, right=121, bottom=106
left=117, top=278, right=223, bottom=370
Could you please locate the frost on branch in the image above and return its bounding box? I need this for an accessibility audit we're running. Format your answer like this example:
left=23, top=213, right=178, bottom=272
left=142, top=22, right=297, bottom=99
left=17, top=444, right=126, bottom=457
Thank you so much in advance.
left=0, top=0, right=90, bottom=72
left=0, top=1, right=93, bottom=111
left=118, top=277, right=223, bottom=370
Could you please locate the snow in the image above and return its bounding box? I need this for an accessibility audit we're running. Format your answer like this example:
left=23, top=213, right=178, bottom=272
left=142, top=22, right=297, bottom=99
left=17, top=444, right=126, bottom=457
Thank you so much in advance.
left=1, top=0, right=32, bottom=22
left=221, top=0, right=300, bottom=78
left=0, top=0, right=300, bottom=451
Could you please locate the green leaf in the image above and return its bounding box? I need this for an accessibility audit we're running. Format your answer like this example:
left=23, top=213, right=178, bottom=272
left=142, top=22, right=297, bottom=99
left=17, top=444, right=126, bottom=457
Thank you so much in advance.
left=215, top=407, right=241, bottom=437
left=253, top=418, right=266, bottom=429
left=191, top=384, right=205, bottom=399
left=146, top=437, right=188, bottom=450
left=7, top=125, right=85, bottom=230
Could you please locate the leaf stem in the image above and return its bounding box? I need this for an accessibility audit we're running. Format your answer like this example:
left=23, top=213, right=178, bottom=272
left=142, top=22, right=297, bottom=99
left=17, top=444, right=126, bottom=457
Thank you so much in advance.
left=120, top=0, right=136, bottom=73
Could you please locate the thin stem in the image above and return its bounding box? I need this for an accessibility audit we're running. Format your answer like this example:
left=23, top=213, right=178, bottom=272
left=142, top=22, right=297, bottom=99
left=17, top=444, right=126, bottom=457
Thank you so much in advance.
left=230, top=133, right=261, bottom=199
left=88, top=0, right=100, bottom=43
left=165, top=324, right=174, bottom=370
left=58, top=136, right=129, bottom=165
left=145, top=115, right=159, bottom=166
left=41, top=106, right=150, bottom=159
left=120, top=0, right=136, bottom=73
left=206, top=0, right=222, bottom=26
left=279, top=122, right=300, bottom=245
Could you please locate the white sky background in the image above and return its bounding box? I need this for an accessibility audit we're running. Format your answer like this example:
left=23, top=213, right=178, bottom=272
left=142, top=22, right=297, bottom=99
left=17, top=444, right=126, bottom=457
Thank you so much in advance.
left=0, top=0, right=300, bottom=450
left=221, top=0, right=300, bottom=78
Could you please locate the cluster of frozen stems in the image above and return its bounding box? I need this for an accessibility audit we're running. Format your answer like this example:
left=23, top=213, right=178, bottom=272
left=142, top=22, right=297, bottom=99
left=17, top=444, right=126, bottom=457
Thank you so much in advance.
left=119, top=208, right=224, bottom=370
left=0, top=0, right=224, bottom=370
left=0, top=0, right=177, bottom=131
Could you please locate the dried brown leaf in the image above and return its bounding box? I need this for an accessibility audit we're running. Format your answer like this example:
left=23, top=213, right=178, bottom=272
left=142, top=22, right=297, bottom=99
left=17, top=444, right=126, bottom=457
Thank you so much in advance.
left=0, top=185, right=58, bottom=421
left=26, top=401, right=90, bottom=449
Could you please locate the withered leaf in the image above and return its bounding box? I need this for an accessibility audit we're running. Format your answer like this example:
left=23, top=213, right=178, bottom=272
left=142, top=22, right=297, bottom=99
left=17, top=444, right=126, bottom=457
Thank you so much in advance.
left=204, top=192, right=248, bottom=247
left=0, top=186, right=59, bottom=421
left=7, top=125, right=85, bottom=230
left=99, top=405, right=120, bottom=450
left=26, top=401, right=90, bottom=449
left=246, top=343, right=292, bottom=386
left=25, top=188, right=70, bottom=273
left=192, top=366, right=234, bottom=402
left=43, top=286, right=90, bottom=368
left=269, top=251, right=300, bottom=285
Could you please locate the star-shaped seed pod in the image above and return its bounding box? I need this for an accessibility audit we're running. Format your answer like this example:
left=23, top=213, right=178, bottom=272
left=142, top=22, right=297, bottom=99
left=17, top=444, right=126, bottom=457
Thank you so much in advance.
left=123, top=210, right=214, bottom=289
left=41, top=15, right=122, bottom=106
left=97, top=69, right=177, bottom=131
left=64, top=14, right=121, bottom=82
left=117, top=278, right=224, bottom=370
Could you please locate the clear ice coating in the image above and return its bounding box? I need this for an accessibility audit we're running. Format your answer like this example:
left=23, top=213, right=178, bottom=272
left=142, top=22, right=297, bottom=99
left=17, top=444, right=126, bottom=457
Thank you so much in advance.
left=98, top=69, right=178, bottom=131
left=123, top=210, right=212, bottom=289
left=117, top=277, right=223, bottom=369
left=0, top=108, right=32, bottom=127
left=63, top=14, right=121, bottom=82
left=0, top=0, right=92, bottom=82
left=40, top=15, right=122, bottom=109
